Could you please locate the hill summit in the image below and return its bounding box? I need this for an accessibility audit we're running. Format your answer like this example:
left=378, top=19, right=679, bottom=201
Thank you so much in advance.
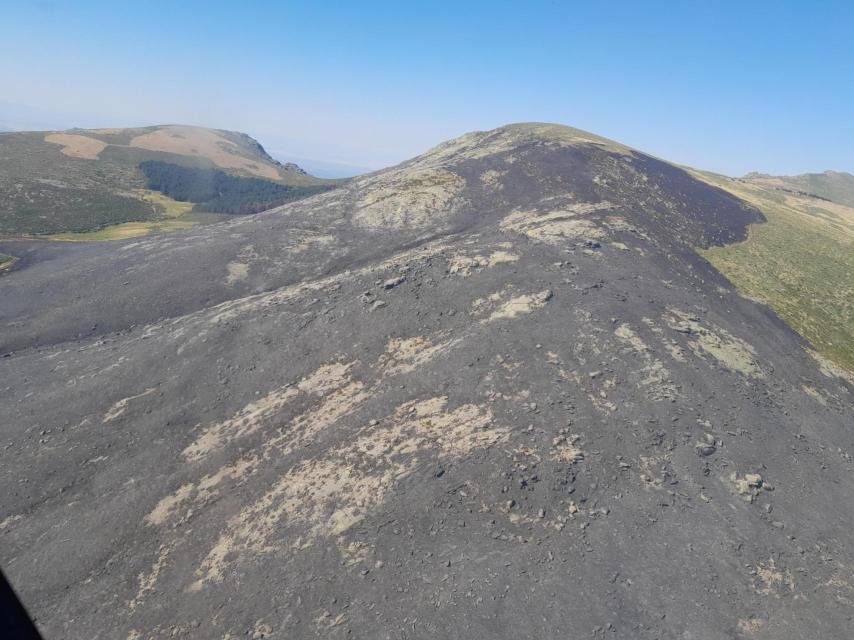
left=1, top=123, right=852, bottom=639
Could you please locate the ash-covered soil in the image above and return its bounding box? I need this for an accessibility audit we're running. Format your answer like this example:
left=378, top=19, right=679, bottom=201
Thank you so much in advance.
left=1, top=124, right=852, bottom=639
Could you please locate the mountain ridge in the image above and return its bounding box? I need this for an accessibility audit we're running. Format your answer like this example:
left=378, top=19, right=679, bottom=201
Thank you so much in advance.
left=1, top=122, right=852, bottom=639
left=0, top=124, right=332, bottom=237
left=742, top=169, right=854, bottom=208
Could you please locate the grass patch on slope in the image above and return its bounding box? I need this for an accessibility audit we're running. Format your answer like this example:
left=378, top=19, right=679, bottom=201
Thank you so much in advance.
left=0, top=253, right=17, bottom=270
left=46, top=190, right=226, bottom=241
left=694, top=171, right=854, bottom=374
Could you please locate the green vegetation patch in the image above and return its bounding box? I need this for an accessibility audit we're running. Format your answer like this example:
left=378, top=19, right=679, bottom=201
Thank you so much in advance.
left=139, top=161, right=332, bottom=215
left=696, top=172, right=854, bottom=374
left=0, top=252, right=17, bottom=270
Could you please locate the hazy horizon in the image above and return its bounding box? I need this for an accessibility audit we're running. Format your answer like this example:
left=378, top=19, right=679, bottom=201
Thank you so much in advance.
left=2, top=1, right=852, bottom=177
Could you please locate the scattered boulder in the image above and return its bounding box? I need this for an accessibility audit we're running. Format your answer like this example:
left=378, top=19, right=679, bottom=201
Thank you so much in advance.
left=383, top=275, right=406, bottom=289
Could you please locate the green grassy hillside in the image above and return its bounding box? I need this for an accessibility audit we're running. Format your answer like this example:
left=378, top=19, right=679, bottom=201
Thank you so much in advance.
left=695, top=170, right=854, bottom=375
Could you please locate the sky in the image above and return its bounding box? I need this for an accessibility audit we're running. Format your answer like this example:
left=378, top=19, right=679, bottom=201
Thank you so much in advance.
left=1, top=1, right=852, bottom=177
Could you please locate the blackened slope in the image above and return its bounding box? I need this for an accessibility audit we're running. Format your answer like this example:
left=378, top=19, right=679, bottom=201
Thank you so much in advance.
left=0, top=123, right=851, bottom=640
left=1, top=123, right=760, bottom=352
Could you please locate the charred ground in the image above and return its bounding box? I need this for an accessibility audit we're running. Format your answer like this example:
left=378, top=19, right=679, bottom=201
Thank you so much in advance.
left=0, top=124, right=851, bottom=639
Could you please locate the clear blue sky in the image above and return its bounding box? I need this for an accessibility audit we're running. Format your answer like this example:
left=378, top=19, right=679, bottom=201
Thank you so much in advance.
left=2, top=1, right=852, bottom=176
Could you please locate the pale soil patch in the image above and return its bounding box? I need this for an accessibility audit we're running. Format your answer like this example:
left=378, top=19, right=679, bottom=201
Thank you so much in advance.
left=314, top=611, right=347, bottom=633
left=102, top=388, right=156, bottom=422
left=181, top=362, right=354, bottom=462
left=753, top=559, right=795, bottom=596
left=448, top=250, right=519, bottom=276
left=737, top=618, right=766, bottom=635
left=500, top=202, right=615, bottom=245
left=664, top=340, right=687, bottom=362
left=551, top=438, right=584, bottom=463
left=290, top=233, right=335, bottom=253
left=129, top=126, right=281, bottom=181
left=379, top=335, right=460, bottom=375
left=588, top=391, right=617, bottom=414
left=801, top=384, right=828, bottom=406
left=147, top=377, right=369, bottom=529
left=0, top=514, right=23, bottom=530
left=726, top=472, right=765, bottom=502
left=480, top=168, right=506, bottom=188
left=145, top=483, right=195, bottom=526
left=353, top=167, right=466, bottom=229
left=190, top=396, right=506, bottom=589
left=614, top=323, right=649, bottom=352
left=484, top=289, right=552, bottom=322
left=614, top=323, right=678, bottom=401
left=225, top=261, right=249, bottom=284
left=150, top=338, right=457, bottom=537
left=44, top=133, right=107, bottom=159
left=129, top=543, right=173, bottom=610
left=665, top=309, right=763, bottom=378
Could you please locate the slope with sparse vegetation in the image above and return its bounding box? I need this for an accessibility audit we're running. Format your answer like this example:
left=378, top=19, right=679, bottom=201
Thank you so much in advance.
left=695, top=170, right=854, bottom=373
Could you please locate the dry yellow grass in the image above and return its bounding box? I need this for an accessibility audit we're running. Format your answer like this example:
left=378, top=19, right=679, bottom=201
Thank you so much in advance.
left=132, top=189, right=195, bottom=218
left=129, top=126, right=281, bottom=180
left=48, top=219, right=198, bottom=241
left=44, top=133, right=107, bottom=159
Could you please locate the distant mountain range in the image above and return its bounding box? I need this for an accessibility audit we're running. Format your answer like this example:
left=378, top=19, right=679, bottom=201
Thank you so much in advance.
left=743, top=170, right=854, bottom=208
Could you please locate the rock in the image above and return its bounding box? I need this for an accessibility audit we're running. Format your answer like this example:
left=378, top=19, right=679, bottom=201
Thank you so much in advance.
left=383, top=275, right=406, bottom=289
left=696, top=444, right=717, bottom=457
left=371, top=300, right=387, bottom=310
